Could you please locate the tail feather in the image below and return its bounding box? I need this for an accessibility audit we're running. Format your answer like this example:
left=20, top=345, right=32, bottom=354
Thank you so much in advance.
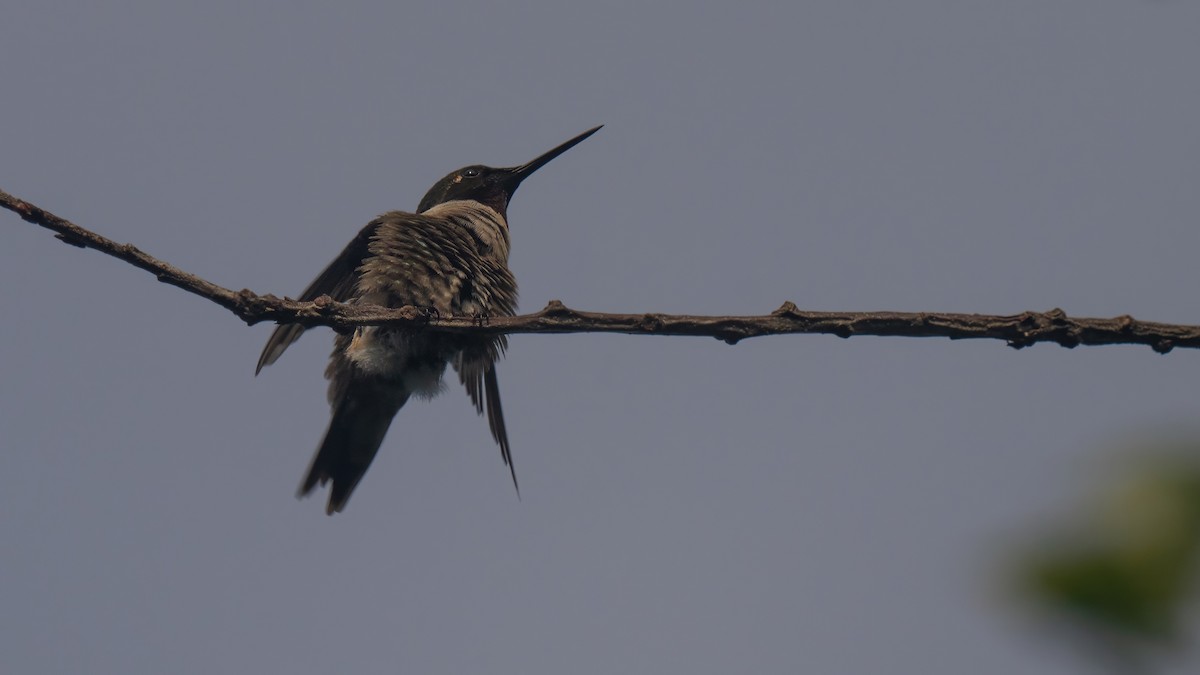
left=300, top=382, right=409, bottom=514
left=484, top=366, right=518, bottom=495
left=456, top=358, right=518, bottom=494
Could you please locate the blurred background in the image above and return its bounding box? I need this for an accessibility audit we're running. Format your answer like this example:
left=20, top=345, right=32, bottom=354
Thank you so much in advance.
left=2, top=2, right=1198, bottom=673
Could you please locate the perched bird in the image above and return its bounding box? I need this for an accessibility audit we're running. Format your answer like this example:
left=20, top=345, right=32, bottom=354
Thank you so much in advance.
left=256, top=126, right=601, bottom=514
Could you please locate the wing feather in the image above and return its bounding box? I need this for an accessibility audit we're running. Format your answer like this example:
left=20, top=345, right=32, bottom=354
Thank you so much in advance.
left=255, top=222, right=378, bottom=374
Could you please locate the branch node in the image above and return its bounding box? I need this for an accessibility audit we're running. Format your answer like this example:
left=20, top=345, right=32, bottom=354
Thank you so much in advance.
left=53, top=232, right=87, bottom=248
left=1116, top=315, right=1136, bottom=332
left=1045, top=308, right=1068, bottom=323
left=12, top=199, right=35, bottom=219
left=773, top=301, right=800, bottom=317
left=541, top=299, right=578, bottom=318
left=1058, top=332, right=1081, bottom=349
left=1153, top=339, right=1175, bottom=354
left=639, top=314, right=665, bottom=331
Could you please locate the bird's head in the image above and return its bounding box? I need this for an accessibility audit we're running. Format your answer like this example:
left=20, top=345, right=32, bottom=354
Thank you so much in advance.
left=417, top=125, right=602, bottom=217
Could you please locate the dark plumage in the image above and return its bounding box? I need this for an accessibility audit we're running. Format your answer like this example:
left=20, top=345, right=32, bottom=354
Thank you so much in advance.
left=257, top=126, right=601, bottom=514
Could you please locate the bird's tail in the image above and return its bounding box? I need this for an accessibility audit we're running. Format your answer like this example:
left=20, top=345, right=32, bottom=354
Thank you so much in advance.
left=300, top=382, right=409, bottom=515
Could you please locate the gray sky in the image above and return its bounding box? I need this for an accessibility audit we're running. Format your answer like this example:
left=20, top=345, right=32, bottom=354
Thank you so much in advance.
left=3, top=1, right=1199, bottom=673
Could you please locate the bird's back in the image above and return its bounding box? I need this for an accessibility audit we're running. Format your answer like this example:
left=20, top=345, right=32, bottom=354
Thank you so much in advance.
left=355, top=200, right=516, bottom=318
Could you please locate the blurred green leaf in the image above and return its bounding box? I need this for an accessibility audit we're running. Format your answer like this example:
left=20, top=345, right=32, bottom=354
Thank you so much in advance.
left=1016, top=447, right=1200, bottom=646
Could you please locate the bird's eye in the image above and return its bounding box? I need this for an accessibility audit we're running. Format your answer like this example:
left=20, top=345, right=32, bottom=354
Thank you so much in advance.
left=462, top=168, right=481, bottom=178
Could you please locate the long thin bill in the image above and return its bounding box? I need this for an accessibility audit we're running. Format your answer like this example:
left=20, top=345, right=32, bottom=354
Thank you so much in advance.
left=511, top=125, right=603, bottom=180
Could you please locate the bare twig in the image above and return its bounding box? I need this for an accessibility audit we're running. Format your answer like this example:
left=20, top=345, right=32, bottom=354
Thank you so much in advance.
left=4, top=187, right=1198, bottom=353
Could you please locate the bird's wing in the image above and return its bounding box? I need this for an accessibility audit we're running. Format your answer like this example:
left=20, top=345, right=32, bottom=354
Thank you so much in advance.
left=255, top=222, right=378, bottom=374
left=458, top=356, right=517, bottom=493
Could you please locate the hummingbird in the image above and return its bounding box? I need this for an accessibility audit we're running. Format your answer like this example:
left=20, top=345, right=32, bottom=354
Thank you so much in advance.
left=256, top=126, right=601, bottom=514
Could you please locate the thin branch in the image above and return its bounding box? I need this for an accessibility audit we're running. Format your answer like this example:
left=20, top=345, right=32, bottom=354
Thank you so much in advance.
left=4, top=187, right=1198, bottom=353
